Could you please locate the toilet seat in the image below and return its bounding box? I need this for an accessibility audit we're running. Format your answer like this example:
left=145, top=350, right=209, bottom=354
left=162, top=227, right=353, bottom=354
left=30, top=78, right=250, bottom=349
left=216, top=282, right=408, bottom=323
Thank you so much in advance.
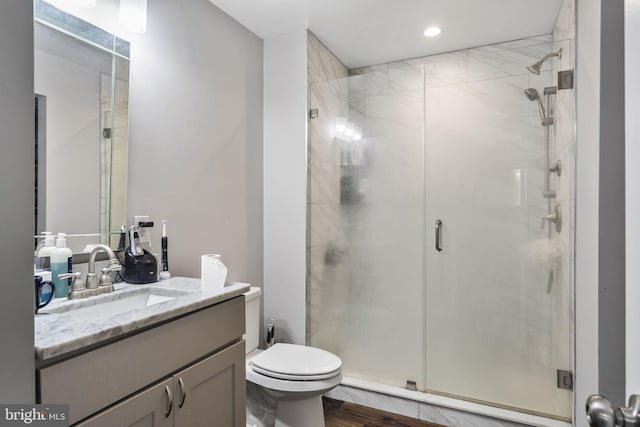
left=249, top=343, right=342, bottom=381
left=246, top=344, right=343, bottom=394
left=246, top=363, right=342, bottom=395
left=250, top=364, right=341, bottom=381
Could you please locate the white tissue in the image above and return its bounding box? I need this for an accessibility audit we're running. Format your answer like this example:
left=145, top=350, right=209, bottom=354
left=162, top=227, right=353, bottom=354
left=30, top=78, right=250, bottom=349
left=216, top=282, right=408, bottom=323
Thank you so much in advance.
left=201, top=254, right=228, bottom=289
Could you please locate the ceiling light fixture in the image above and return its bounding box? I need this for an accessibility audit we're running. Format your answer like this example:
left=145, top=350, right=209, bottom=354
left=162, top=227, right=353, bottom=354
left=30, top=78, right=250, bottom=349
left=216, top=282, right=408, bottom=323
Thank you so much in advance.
left=119, top=0, right=147, bottom=33
left=423, top=26, right=442, bottom=37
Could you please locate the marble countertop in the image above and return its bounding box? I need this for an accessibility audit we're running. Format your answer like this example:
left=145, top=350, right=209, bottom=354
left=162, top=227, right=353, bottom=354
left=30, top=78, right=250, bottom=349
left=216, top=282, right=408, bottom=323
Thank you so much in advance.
left=35, top=277, right=250, bottom=361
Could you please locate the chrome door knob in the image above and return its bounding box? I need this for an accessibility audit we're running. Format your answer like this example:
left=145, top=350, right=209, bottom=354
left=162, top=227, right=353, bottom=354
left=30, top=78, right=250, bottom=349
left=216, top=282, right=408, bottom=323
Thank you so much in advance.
left=586, top=395, right=619, bottom=427
left=586, top=394, right=640, bottom=427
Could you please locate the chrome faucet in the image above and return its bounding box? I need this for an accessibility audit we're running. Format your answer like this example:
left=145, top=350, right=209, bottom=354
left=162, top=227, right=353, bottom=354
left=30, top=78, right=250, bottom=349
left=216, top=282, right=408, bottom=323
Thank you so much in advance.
left=85, top=244, right=122, bottom=294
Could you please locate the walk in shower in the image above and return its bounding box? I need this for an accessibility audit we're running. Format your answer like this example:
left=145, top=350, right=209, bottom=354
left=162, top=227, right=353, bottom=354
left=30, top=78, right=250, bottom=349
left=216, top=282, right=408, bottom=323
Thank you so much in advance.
left=306, top=32, right=575, bottom=421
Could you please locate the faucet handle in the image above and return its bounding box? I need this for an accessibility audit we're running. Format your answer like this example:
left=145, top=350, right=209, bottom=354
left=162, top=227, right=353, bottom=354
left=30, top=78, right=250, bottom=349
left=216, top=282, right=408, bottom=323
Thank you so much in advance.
left=96, top=267, right=119, bottom=294
left=99, top=266, right=120, bottom=286
left=57, top=272, right=84, bottom=293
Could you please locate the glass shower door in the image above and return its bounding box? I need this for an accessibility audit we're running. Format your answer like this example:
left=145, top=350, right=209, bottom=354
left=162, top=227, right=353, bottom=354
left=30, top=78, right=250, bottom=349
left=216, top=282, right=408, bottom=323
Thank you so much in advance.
left=307, top=65, right=426, bottom=390
left=424, top=39, right=573, bottom=419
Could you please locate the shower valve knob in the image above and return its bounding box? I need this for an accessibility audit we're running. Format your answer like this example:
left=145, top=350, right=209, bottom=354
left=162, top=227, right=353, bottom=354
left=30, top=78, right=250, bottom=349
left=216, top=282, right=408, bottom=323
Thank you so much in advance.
left=541, top=204, right=562, bottom=233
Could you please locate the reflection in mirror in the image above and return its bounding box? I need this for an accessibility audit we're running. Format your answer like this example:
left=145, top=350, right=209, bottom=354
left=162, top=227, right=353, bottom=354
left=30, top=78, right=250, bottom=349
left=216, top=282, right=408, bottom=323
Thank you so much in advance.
left=34, top=0, right=130, bottom=253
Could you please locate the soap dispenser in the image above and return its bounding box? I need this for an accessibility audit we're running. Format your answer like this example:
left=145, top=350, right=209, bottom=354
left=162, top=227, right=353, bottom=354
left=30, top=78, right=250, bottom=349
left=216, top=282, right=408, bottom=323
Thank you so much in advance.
left=35, top=232, right=55, bottom=271
left=51, top=233, right=73, bottom=298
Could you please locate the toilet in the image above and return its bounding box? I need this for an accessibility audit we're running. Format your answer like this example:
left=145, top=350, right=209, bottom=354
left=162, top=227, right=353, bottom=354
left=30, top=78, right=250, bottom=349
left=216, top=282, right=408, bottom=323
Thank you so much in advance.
left=244, top=287, right=342, bottom=427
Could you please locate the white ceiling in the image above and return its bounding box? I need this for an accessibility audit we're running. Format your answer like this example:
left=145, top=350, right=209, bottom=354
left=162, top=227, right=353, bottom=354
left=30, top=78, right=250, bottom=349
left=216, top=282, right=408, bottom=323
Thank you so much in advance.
left=209, top=0, right=564, bottom=69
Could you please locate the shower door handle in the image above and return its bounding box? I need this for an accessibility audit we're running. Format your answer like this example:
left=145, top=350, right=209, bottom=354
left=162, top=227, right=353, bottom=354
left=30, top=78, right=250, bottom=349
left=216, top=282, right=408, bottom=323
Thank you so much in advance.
left=435, top=220, right=443, bottom=252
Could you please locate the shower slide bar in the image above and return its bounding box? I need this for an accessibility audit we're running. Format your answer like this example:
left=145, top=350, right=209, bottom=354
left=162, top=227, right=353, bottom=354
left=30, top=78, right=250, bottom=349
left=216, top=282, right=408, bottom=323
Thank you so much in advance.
left=524, top=86, right=561, bottom=199
left=543, top=86, right=560, bottom=199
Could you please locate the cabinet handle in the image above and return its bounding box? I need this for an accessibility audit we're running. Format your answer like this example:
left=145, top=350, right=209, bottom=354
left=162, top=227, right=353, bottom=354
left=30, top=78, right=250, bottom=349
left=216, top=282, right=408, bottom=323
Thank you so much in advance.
left=435, top=219, right=443, bottom=252
left=164, top=385, right=173, bottom=418
left=178, top=377, right=187, bottom=408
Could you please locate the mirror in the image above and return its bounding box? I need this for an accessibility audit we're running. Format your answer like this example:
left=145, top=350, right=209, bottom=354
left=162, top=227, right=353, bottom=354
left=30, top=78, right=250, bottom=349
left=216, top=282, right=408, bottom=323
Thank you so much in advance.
left=34, top=0, right=130, bottom=253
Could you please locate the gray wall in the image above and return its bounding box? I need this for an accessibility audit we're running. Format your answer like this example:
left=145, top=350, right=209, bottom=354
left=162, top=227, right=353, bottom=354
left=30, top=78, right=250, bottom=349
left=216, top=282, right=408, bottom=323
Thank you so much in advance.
left=126, top=0, right=263, bottom=288
left=0, top=0, right=35, bottom=403
left=263, top=29, right=308, bottom=346
left=599, top=0, right=626, bottom=406
left=625, top=0, right=640, bottom=399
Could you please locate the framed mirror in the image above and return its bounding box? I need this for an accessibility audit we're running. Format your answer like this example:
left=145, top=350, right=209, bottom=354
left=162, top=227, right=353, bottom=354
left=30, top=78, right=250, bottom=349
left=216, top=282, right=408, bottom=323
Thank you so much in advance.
left=34, top=0, right=130, bottom=253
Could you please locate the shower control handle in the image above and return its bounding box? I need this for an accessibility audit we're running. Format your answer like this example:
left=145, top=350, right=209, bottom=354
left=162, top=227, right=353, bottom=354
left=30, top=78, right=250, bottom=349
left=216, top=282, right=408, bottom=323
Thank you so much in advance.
left=435, top=220, right=443, bottom=252
left=542, top=204, right=562, bottom=233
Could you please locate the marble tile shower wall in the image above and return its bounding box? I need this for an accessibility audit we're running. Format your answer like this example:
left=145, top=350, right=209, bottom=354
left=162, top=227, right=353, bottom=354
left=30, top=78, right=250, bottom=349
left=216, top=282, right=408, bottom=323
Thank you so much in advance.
left=306, top=31, right=349, bottom=346
left=307, top=0, right=575, bottom=419
left=344, top=34, right=574, bottom=419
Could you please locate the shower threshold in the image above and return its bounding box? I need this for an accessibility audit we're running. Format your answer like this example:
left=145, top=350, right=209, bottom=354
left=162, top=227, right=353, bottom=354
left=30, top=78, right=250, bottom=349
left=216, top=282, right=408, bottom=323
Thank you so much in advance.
left=326, top=376, right=571, bottom=427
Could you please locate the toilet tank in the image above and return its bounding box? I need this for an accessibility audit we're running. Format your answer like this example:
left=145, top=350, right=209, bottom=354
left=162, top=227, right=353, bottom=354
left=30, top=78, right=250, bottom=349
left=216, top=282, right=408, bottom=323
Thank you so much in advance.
left=243, top=287, right=261, bottom=355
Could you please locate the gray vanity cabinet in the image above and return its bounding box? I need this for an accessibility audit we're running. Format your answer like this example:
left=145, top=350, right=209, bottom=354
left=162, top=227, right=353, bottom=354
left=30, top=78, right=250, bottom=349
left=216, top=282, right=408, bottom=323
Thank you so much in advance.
left=37, top=296, right=246, bottom=426
left=76, top=341, right=245, bottom=427
left=173, top=341, right=245, bottom=426
left=75, top=379, right=174, bottom=427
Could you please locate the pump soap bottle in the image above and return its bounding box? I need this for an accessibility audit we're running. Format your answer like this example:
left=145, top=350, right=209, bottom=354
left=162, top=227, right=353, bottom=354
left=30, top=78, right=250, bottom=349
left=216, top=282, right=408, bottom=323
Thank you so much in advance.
left=36, top=232, right=56, bottom=303
left=36, top=232, right=55, bottom=271
left=51, top=233, right=72, bottom=298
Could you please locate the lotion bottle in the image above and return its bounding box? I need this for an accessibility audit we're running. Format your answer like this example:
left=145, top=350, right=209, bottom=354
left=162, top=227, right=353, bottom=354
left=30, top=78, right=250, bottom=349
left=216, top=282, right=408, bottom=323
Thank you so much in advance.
left=51, top=233, right=72, bottom=298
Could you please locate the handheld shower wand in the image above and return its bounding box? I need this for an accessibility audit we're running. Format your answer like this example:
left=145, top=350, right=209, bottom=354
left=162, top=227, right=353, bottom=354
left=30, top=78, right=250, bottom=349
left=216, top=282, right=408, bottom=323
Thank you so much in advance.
left=524, top=88, right=546, bottom=122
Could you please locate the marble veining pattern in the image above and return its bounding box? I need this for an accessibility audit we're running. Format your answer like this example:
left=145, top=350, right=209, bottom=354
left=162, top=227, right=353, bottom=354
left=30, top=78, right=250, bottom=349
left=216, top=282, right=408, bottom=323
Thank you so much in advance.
left=306, top=29, right=350, bottom=346
left=326, top=385, right=420, bottom=419
left=326, top=382, right=569, bottom=427
left=308, top=31, right=349, bottom=84
left=35, top=277, right=250, bottom=360
left=418, top=402, right=531, bottom=427
left=553, top=0, right=575, bottom=41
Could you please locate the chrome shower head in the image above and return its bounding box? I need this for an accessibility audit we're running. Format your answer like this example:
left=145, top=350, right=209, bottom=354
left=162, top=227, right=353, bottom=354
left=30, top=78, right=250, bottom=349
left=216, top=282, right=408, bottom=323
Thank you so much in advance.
left=527, top=63, right=543, bottom=75
left=527, top=48, right=563, bottom=75
left=524, top=88, right=546, bottom=121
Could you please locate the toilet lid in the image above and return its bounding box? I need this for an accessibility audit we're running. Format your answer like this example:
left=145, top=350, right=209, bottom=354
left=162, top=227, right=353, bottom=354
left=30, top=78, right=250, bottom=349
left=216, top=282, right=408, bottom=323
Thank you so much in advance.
left=249, top=344, right=342, bottom=381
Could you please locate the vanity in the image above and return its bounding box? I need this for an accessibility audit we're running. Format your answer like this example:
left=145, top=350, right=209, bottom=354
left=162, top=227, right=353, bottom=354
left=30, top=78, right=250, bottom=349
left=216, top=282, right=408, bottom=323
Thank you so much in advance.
left=32, top=5, right=247, bottom=425
left=35, top=278, right=249, bottom=426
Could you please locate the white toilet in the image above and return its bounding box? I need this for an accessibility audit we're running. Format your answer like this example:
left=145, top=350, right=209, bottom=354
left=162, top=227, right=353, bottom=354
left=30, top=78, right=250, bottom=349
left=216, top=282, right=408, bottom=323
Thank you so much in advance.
left=244, top=287, right=342, bottom=427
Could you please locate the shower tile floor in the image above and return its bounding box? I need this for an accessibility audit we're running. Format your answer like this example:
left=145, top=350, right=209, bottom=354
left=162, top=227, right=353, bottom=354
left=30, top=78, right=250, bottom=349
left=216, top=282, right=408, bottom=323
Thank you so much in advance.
left=323, top=397, right=446, bottom=427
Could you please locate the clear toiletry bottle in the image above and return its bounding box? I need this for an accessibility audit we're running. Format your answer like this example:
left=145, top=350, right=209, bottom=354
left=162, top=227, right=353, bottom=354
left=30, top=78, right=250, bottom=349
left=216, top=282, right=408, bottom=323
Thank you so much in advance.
left=51, top=233, right=72, bottom=298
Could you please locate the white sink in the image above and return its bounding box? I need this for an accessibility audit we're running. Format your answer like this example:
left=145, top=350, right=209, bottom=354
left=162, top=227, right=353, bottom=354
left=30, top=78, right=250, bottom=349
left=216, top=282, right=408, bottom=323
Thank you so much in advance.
left=41, top=288, right=194, bottom=322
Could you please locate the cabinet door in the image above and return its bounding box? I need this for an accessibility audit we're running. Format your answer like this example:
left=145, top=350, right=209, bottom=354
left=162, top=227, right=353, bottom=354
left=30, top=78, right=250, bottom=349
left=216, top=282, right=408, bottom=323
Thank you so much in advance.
left=75, top=379, right=174, bottom=427
left=173, top=341, right=246, bottom=427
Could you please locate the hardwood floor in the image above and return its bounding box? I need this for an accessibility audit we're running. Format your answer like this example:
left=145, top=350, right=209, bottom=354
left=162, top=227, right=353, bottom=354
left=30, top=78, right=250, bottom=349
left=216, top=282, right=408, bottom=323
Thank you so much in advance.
left=323, top=397, right=446, bottom=427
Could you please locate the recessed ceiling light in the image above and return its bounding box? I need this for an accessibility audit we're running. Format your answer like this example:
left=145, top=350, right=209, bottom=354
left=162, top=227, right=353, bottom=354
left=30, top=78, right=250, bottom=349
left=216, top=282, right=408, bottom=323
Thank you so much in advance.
left=424, top=27, right=442, bottom=37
